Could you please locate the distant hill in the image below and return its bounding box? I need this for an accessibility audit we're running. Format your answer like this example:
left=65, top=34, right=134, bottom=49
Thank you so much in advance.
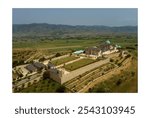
left=13, top=23, right=137, bottom=38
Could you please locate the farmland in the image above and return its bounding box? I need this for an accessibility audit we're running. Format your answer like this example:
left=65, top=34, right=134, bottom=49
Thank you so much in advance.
left=13, top=39, right=100, bottom=49
left=64, top=58, right=95, bottom=71
left=51, top=56, right=79, bottom=66
left=13, top=35, right=137, bottom=66
left=13, top=27, right=137, bottom=93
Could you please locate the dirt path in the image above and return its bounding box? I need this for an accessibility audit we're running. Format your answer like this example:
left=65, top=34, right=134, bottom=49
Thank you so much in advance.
left=78, top=57, right=132, bottom=93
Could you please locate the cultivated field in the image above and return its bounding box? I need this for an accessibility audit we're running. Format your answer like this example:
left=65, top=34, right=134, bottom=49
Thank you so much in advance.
left=64, top=58, right=95, bottom=71
left=51, top=56, right=79, bottom=66
left=13, top=34, right=138, bottom=93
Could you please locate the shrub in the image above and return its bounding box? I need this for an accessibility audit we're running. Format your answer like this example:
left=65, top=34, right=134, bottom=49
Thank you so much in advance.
left=125, top=54, right=131, bottom=58
left=110, top=58, right=114, bottom=62
left=56, top=86, right=66, bottom=93
left=131, top=71, right=135, bottom=77
left=27, top=82, right=31, bottom=87
left=116, top=79, right=122, bottom=86
left=117, top=63, right=122, bottom=67
left=39, top=57, right=46, bottom=62
left=55, top=53, right=61, bottom=57
left=43, top=70, right=50, bottom=80
left=88, top=88, right=92, bottom=92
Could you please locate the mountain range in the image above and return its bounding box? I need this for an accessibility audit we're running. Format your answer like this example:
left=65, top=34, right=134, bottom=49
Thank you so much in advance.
left=13, top=23, right=137, bottom=38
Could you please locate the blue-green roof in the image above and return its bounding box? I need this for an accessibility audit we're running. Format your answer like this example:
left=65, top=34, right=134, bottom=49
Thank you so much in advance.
left=116, top=44, right=121, bottom=48
left=106, top=40, right=111, bottom=44
left=73, top=50, right=84, bottom=54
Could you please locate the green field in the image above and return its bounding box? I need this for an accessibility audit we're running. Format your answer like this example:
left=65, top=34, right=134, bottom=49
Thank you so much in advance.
left=51, top=56, right=79, bottom=66
left=64, top=58, right=95, bottom=71
left=13, top=36, right=137, bottom=56
left=13, top=39, right=100, bottom=49
left=13, top=36, right=137, bottom=48
left=13, top=34, right=138, bottom=93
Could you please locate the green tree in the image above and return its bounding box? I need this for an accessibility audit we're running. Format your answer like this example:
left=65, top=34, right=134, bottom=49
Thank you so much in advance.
left=56, top=86, right=66, bottom=93
left=43, top=70, right=50, bottom=80
left=55, top=53, right=61, bottom=57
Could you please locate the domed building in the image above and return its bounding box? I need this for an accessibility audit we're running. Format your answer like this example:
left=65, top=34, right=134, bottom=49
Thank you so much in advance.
left=85, top=40, right=118, bottom=58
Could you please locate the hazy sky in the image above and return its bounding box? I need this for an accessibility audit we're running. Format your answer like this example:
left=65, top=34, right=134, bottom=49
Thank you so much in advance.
left=13, top=8, right=137, bottom=26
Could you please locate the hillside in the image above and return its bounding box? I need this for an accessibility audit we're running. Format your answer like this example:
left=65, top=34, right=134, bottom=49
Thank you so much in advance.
left=13, top=23, right=137, bottom=38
